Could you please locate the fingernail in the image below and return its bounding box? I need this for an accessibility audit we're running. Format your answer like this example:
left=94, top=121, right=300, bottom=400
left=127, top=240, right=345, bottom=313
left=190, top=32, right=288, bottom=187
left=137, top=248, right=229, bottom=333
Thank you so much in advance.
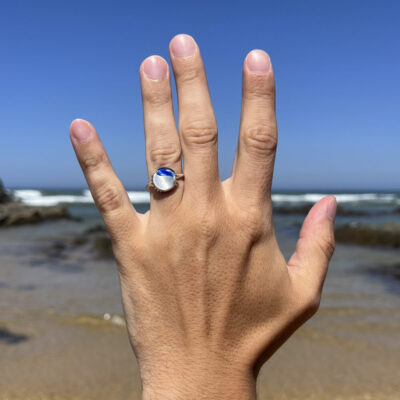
left=170, top=34, right=196, bottom=57
left=246, top=50, right=271, bottom=74
left=142, top=56, right=168, bottom=80
left=326, top=196, right=337, bottom=221
left=70, top=119, right=92, bottom=144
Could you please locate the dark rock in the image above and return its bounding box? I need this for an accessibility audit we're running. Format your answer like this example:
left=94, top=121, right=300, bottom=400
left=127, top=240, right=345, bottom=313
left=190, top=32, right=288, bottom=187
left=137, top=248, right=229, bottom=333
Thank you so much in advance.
left=0, top=180, right=12, bottom=204
left=81, top=225, right=113, bottom=259
left=43, top=224, right=113, bottom=261
left=0, top=180, right=76, bottom=226
left=85, top=224, right=107, bottom=234
left=363, top=262, right=400, bottom=297
left=0, top=202, right=73, bottom=227
left=91, top=235, right=113, bottom=258
left=335, top=205, right=369, bottom=216
left=273, top=204, right=367, bottom=216
left=71, top=236, right=88, bottom=246
left=273, top=204, right=313, bottom=215
left=374, top=263, right=400, bottom=282
left=335, top=223, right=400, bottom=248
left=0, top=326, right=29, bottom=344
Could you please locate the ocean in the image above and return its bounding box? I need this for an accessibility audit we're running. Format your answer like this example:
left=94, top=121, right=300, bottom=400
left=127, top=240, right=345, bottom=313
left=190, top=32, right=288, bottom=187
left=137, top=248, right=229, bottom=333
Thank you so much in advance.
left=11, top=188, right=400, bottom=223
left=12, top=188, right=400, bottom=209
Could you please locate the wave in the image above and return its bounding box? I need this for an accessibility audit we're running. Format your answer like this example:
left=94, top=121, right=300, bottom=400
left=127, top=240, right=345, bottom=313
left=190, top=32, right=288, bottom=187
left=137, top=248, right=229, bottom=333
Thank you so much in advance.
left=271, top=193, right=398, bottom=204
left=13, top=189, right=150, bottom=206
left=12, top=189, right=399, bottom=207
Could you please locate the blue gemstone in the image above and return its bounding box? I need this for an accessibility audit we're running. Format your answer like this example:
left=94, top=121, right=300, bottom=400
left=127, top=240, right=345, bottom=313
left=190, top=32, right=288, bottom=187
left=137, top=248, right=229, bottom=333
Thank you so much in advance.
left=156, top=168, right=175, bottom=177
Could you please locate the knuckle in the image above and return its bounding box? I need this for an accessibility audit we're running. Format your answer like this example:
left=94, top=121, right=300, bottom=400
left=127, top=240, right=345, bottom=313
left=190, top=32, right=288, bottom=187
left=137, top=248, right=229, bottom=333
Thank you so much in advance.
left=185, top=207, right=220, bottom=244
left=95, top=184, right=123, bottom=213
left=317, top=237, right=336, bottom=261
left=181, top=120, right=218, bottom=147
left=143, top=87, right=171, bottom=108
left=242, top=125, right=278, bottom=156
left=149, top=142, right=181, bottom=166
left=177, top=63, right=203, bottom=85
left=236, top=207, right=268, bottom=239
left=246, top=74, right=275, bottom=100
left=197, top=211, right=219, bottom=239
left=301, top=292, right=321, bottom=318
left=81, top=152, right=108, bottom=173
left=199, top=216, right=219, bottom=243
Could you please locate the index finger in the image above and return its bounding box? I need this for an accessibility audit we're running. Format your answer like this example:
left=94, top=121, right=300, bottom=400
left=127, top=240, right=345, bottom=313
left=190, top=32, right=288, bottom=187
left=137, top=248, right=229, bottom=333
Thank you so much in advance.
left=70, top=119, right=139, bottom=242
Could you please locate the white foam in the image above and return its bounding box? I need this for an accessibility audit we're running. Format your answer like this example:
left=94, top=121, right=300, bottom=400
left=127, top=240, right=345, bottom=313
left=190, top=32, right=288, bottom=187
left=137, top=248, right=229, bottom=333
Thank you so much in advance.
left=83, top=190, right=150, bottom=204
left=272, top=193, right=397, bottom=204
left=14, top=190, right=93, bottom=206
left=13, top=189, right=151, bottom=206
left=127, top=191, right=150, bottom=204
left=13, top=190, right=42, bottom=199
left=13, top=189, right=398, bottom=207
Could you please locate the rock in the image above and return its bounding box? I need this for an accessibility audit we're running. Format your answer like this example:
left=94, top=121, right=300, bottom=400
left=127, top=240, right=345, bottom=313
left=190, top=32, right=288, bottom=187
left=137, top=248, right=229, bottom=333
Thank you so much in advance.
left=70, top=224, right=112, bottom=259
left=43, top=225, right=113, bottom=260
left=335, top=223, right=400, bottom=248
left=0, top=180, right=12, bottom=204
left=336, top=205, right=369, bottom=216
left=91, top=235, right=113, bottom=258
left=372, top=263, right=400, bottom=283
left=273, top=204, right=367, bottom=216
left=0, top=179, right=74, bottom=227
left=85, top=224, right=107, bottom=234
left=273, top=204, right=313, bottom=215
left=0, top=325, right=29, bottom=344
left=82, top=225, right=113, bottom=259
left=0, top=202, right=73, bottom=227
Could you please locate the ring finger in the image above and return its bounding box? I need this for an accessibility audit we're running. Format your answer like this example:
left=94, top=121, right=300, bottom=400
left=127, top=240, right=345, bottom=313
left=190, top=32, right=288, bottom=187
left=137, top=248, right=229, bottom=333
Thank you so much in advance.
left=139, top=55, right=183, bottom=212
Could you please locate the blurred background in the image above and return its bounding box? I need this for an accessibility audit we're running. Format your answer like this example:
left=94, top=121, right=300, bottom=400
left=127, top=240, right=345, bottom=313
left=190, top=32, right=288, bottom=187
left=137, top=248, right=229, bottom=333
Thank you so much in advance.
left=0, top=1, right=399, bottom=399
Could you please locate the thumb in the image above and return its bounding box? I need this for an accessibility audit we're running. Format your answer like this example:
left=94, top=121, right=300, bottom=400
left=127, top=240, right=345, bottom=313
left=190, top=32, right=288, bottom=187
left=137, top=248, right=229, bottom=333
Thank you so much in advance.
left=288, top=196, right=337, bottom=294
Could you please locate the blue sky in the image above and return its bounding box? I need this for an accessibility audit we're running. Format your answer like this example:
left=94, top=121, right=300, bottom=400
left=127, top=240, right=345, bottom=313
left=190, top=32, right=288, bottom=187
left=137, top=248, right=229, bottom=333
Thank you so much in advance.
left=0, top=0, right=399, bottom=190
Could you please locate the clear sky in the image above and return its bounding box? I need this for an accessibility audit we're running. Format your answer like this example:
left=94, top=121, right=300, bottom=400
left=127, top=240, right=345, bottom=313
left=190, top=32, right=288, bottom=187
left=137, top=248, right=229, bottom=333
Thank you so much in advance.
left=0, top=0, right=399, bottom=190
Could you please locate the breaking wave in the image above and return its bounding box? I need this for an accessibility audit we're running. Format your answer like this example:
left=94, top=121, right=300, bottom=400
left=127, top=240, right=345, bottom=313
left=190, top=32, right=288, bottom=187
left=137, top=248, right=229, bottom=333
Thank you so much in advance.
left=12, top=189, right=399, bottom=207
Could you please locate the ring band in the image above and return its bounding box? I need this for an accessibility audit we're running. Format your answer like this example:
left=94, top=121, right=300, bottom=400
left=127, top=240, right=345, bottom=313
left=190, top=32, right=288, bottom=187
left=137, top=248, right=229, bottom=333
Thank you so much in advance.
left=146, top=167, right=184, bottom=193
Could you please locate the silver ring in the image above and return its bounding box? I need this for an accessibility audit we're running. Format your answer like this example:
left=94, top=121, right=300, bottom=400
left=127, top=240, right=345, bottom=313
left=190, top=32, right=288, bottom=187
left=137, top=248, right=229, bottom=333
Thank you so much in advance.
left=146, top=167, right=184, bottom=193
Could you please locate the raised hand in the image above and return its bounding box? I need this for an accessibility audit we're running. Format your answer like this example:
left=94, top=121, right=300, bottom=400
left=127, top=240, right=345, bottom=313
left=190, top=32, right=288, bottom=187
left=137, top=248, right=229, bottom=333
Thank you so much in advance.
left=70, top=34, right=336, bottom=400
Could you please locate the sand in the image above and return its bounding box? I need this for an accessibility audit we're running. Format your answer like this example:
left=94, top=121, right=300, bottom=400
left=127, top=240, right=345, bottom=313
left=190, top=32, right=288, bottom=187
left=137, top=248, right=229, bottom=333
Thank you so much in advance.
left=1, top=221, right=400, bottom=399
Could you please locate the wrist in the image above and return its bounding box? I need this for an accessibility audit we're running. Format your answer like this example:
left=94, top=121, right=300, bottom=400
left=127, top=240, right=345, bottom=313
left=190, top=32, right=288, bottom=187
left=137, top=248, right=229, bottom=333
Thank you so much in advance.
left=140, top=355, right=256, bottom=400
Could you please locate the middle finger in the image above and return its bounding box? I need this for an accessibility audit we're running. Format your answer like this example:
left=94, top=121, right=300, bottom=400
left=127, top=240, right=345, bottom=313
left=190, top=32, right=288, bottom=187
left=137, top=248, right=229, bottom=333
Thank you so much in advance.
left=169, top=34, right=220, bottom=200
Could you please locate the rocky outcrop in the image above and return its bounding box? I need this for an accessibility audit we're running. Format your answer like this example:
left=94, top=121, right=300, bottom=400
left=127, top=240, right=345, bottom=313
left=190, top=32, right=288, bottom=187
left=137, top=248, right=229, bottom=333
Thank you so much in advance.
left=42, top=225, right=113, bottom=261
left=0, top=180, right=12, bottom=204
left=84, top=225, right=113, bottom=258
left=273, top=204, right=367, bottom=216
left=335, top=223, right=400, bottom=248
left=0, top=179, right=74, bottom=227
left=0, top=325, right=29, bottom=344
left=0, top=202, right=73, bottom=227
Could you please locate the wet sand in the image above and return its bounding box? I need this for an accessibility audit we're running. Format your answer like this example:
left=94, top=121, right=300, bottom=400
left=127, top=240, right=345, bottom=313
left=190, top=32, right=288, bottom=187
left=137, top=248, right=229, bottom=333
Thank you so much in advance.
left=1, top=221, right=400, bottom=399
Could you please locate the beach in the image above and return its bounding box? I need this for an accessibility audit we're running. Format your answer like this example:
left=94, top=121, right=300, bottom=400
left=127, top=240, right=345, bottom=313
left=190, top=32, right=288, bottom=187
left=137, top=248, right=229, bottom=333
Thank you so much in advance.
left=1, top=190, right=400, bottom=399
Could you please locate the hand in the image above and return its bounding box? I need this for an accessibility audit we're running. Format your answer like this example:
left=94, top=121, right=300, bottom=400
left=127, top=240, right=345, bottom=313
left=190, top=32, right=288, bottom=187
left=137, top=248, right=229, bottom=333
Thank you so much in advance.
left=70, top=34, right=336, bottom=400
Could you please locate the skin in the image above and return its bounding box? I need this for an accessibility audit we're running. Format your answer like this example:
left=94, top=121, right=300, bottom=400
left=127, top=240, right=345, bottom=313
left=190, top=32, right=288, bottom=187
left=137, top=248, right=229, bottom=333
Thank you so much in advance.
left=69, top=34, right=336, bottom=399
